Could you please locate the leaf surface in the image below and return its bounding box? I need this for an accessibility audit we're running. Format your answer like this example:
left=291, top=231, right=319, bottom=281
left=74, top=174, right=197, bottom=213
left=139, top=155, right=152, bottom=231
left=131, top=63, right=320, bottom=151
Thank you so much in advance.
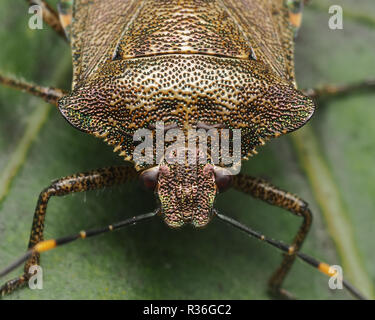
left=0, top=0, right=374, bottom=299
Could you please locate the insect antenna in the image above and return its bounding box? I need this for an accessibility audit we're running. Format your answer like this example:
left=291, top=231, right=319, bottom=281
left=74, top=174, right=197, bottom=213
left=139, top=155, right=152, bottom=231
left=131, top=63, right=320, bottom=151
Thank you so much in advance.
left=215, top=210, right=367, bottom=300
left=0, top=211, right=157, bottom=278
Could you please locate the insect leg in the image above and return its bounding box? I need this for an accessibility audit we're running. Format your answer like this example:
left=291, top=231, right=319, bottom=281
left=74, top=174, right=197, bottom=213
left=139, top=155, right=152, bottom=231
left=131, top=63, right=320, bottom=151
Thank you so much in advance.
left=0, top=166, right=138, bottom=297
left=232, top=174, right=312, bottom=299
left=303, top=78, right=375, bottom=99
left=215, top=212, right=366, bottom=300
left=26, top=0, right=66, bottom=39
left=0, top=74, right=67, bottom=106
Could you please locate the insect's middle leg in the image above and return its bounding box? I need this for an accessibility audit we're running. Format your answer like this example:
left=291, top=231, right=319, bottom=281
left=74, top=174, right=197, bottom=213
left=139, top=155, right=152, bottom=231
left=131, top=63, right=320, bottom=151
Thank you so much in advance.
left=303, top=79, right=375, bottom=99
left=0, top=165, right=138, bottom=297
left=0, top=75, right=67, bottom=106
left=232, top=174, right=312, bottom=299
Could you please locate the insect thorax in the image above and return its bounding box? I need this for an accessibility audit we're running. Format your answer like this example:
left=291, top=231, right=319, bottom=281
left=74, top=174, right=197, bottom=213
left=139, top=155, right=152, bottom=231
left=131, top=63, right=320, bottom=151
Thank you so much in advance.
left=59, top=54, right=314, bottom=168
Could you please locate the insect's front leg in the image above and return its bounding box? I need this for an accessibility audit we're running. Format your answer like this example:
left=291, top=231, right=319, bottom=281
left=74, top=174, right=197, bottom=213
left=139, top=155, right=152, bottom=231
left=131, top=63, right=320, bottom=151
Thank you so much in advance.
left=26, top=0, right=66, bottom=39
left=0, top=166, right=138, bottom=297
left=232, top=174, right=313, bottom=299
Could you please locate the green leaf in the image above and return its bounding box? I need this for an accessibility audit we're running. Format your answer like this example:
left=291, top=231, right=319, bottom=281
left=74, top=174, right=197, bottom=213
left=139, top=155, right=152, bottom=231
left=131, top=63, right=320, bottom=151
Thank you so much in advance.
left=0, top=1, right=374, bottom=299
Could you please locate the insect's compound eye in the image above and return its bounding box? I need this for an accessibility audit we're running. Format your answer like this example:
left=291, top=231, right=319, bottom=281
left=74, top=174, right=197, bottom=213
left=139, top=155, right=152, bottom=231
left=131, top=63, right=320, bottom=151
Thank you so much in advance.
left=213, top=167, right=233, bottom=193
left=139, top=166, right=160, bottom=191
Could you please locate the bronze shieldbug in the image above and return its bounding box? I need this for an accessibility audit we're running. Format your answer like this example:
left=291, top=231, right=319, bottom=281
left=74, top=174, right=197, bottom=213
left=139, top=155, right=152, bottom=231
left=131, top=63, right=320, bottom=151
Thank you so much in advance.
left=0, top=0, right=374, bottom=299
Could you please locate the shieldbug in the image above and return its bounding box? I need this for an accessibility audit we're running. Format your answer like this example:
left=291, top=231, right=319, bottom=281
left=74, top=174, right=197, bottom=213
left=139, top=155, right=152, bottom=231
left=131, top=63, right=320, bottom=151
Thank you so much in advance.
left=0, top=0, right=374, bottom=299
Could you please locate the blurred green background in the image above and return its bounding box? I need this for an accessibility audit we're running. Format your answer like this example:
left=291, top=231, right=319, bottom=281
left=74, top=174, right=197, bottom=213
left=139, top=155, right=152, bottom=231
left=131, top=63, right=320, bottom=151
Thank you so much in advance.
left=0, top=0, right=374, bottom=299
